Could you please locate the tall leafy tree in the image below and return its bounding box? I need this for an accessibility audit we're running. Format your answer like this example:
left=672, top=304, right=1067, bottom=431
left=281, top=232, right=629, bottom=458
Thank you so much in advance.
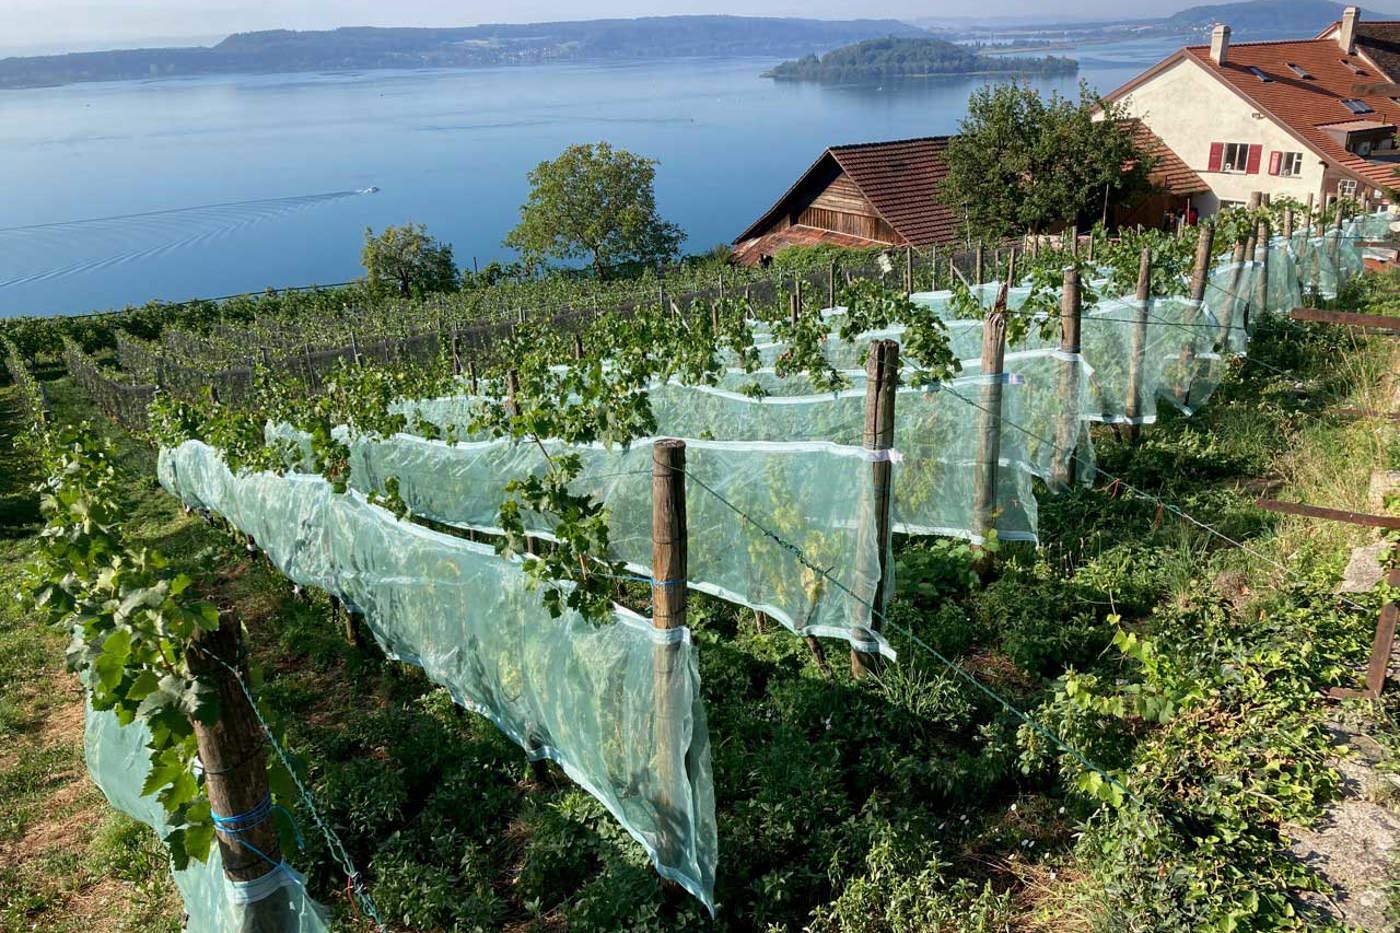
left=938, top=82, right=1151, bottom=240
left=505, top=142, right=684, bottom=277
left=361, top=224, right=459, bottom=298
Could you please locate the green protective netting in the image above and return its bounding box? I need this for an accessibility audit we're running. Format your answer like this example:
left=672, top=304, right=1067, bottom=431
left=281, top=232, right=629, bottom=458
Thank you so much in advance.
left=303, top=429, right=895, bottom=658
left=1292, top=229, right=1363, bottom=301
left=1355, top=210, right=1398, bottom=240
left=85, top=700, right=330, bottom=933
left=392, top=374, right=1041, bottom=546
left=157, top=441, right=719, bottom=911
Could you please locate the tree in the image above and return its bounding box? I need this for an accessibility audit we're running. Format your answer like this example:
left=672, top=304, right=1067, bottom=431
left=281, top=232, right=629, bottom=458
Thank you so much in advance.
left=361, top=224, right=458, bottom=298
left=937, top=82, right=1151, bottom=240
left=505, top=142, right=684, bottom=277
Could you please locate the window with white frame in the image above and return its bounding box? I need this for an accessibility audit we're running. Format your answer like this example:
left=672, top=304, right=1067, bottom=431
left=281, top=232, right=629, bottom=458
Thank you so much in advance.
left=1338, top=178, right=1358, bottom=197
left=1278, top=152, right=1304, bottom=177
left=1222, top=142, right=1251, bottom=173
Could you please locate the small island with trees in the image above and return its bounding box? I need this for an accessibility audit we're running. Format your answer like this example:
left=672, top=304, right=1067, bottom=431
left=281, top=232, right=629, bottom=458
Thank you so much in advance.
left=765, top=36, right=1079, bottom=84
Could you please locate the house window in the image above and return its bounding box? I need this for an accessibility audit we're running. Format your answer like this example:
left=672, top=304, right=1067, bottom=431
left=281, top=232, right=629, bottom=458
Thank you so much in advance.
left=1341, top=98, right=1375, bottom=114
left=1223, top=142, right=1251, bottom=172
left=1339, top=178, right=1358, bottom=197
left=1248, top=65, right=1273, bottom=82
left=1276, top=152, right=1304, bottom=177
left=1219, top=199, right=1246, bottom=210
left=1287, top=63, right=1312, bottom=79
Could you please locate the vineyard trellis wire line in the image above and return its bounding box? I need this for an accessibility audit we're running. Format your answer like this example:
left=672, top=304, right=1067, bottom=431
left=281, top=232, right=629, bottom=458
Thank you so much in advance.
left=673, top=464, right=1143, bottom=807
left=192, top=642, right=388, bottom=931
left=934, top=382, right=1376, bottom=618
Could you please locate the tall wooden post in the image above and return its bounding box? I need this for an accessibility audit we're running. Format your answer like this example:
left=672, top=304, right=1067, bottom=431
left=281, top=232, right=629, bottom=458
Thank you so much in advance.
left=1252, top=216, right=1272, bottom=321
left=467, top=360, right=479, bottom=395
left=1087, top=230, right=1096, bottom=262
left=904, top=246, right=914, bottom=295
left=974, top=243, right=984, bottom=286
left=349, top=330, right=362, bottom=367
left=1067, top=224, right=1079, bottom=257
left=972, top=298, right=1008, bottom=558
left=506, top=370, right=520, bottom=418
left=1330, top=196, right=1346, bottom=274
left=573, top=334, right=585, bottom=361
left=930, top=247, right=940, bottom=291
left=1221, top=236, right=1249, bottom=348
left=790, top=281, right=800, bottom=325
left=1126, top=247, right=1152, bottom=443
left=188, top=615, right=291, bottom=921
left=827, top=261, right=837, bottom=310
left=851, top=339, right=898, bottom=680
left=651, top=439, right=686, bottom=824
left=1282, top=207, right=1294, bottom=242
left=1177, top=223, right=1214, bottom=406
left=450, top=326, right=462, bottom=375
left=1050, top=266, right=1083, bottom=490
left=1305, top=192, right=1316, bottom=234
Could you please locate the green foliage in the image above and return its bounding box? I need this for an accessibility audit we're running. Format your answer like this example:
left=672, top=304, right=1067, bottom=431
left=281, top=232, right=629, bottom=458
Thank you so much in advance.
left=23, top=422, right=223, bottom=868
left=940, top=81, right=1150, bottom=239
left=505, top=142, right=685, bottom=277
left=765, top=36, right=1077, bottom=84
left=361, top=223, right=459, bottom=299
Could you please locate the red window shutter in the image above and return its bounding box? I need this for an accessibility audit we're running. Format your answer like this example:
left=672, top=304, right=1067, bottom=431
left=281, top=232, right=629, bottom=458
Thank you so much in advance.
left=1268, top=151, right=1282, bottom=175
left=1207, top=142, right=1224, bottom=172
left=1246, top=144, right=1263, bottom=174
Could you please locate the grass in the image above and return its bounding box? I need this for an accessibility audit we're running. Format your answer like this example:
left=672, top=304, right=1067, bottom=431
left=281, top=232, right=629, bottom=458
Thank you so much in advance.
left=2, top=270, right=1399, bottom=930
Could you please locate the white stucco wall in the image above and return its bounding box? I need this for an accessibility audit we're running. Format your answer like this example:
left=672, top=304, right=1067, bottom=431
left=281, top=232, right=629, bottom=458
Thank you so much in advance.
left=1113, top=58, right=1330, bottom=214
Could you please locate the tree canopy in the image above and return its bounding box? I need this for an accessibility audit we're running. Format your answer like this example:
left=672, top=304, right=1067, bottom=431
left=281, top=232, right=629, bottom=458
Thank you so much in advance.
left=765, top=37, right=1077, bottom=84
left=937, top=82, right=1151, bottom=240
left=361, top=224, right=459, bottom=298
left=505, top=142, right=684, bottom=277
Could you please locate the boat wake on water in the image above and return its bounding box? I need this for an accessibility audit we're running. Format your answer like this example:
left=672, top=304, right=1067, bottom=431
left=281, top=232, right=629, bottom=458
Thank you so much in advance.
left=0, top=189, right=375, bottom=290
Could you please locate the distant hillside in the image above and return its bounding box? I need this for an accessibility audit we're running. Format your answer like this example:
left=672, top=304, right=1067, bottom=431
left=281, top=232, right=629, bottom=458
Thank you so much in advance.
left=766, top=36, right=1078, bottom=83
left=1163, top=0, right=1374, bottom=34
left=0, top=16, right=929, bottom=90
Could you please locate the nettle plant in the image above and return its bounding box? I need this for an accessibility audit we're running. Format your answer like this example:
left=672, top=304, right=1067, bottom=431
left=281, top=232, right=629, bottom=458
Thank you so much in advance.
left=26, top=423, right=225, bottom=867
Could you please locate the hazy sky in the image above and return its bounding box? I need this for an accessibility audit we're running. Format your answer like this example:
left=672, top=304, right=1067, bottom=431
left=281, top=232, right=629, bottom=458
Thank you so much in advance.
left=4, top=1, right=1242, bottom=54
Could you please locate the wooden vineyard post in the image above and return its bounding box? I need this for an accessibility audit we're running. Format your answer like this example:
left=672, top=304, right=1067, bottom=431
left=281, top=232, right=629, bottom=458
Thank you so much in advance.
left=573, top=334, right=585, bottom=361
left=1331, top=196, right=1346, bottom=272
left=930, top=246, right=940, bottom=291
left=1256, top=499, right=1400, bottom=699
left=904, top=245, right=914, bottom=296
left=1067, top=224, right=1079, bottom=257
left=450, top=326, right=462, bottom=375
left=1305, top=193, right=1316, bottom=233
left=828, top=261, right=837, bottom=310
left=972, top=293, right=1009, bottom=568
left=974, top=242, right=984, bottom=286
left=790, top=280, right=801, bottom=325
left=1252, top=214, right=1272, bottom=322
left=1050, top=266, right=1083, bottom=489
left=1221, top=234, right=1249, bottom=347
left=651, top=439, right=687, bottom=826
left=467, top=360, right=479, bottom=395
left=1282, top=207, right=1294, bottom=242
left=709, top=299, right=720, bottom=333
left=851, top=339, right=898, bottom=680
left=1126, top=247, right=1152, bottom=443
left=187, top=613, right=291, bottom=921
left=349, top=330, right=362, bottom=367
left=1177, top=222, right=1214, bottom=406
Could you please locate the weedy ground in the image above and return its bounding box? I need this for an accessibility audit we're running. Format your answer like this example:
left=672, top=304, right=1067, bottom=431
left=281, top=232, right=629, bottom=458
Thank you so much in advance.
left=1, top=270, right=1399, bottom=932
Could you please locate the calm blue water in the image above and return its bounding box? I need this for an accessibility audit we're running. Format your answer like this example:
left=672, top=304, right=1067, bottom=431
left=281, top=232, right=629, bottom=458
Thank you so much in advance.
left=0, top=37, right=1182, bottom=318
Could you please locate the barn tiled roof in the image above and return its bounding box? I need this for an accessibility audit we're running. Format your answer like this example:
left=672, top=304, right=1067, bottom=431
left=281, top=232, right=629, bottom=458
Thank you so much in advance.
left=1178, top=37, right=1400, bottom=191
left=826, top=137, right=959, bottom=246
left=1124, top=119, right=1209, bottom=195
left=733, top=136, right=960, bottom=247
left=732, top=225, right=883, bottom=266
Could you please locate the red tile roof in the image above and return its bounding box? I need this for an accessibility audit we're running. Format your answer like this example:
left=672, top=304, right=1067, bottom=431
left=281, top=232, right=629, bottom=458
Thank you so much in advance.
left=1124, top=119, right=1209, bottom=195
left=828, top=137, right=959, bottom=246
left=1178, top=37, right=1400, bottom=191
left=732, top=225, right=884, bottom=266
left=734, top=136, right=960, bottom=247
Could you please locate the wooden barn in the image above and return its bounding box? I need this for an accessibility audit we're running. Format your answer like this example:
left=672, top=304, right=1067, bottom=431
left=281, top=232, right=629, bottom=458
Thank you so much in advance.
left=732, top=125, right=1208, bottom=265
left=732, top=137, right=961, bottom=266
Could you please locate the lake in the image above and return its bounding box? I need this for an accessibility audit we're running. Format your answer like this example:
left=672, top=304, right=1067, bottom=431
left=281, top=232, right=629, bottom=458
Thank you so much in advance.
left=0, top=36, right=1183, bottom=318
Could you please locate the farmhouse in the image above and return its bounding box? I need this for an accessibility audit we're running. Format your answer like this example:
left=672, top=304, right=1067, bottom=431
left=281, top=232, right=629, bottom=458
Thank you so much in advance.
left=1104, top=6, right=1400, bottom=215
left=731, top=126, right=1206, bottom=266
left=731, top=137, right=960, bottom=266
